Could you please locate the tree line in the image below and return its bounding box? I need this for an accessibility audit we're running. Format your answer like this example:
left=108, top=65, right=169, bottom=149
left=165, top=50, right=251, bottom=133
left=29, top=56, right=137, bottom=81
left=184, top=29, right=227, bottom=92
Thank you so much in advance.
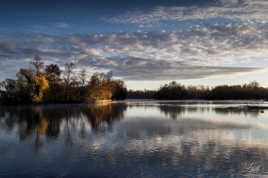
left=127, top=90, right=156, bottom=99
left=1, top=56, right=267, bottom=104
left=128, top=81, right=268, bottom=100
left=0, top=55, right=127, bottom=104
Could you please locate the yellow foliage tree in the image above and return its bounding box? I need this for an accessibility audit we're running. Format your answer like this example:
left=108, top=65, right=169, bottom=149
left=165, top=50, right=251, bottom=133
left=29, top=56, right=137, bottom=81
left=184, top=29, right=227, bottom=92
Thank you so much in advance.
left=32, top=75, right=49, bottom=102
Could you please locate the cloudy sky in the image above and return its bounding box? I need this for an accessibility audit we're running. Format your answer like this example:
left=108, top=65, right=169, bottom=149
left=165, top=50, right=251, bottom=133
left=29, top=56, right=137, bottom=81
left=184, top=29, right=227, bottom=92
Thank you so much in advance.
left=1, top=0, right=268, bottom=89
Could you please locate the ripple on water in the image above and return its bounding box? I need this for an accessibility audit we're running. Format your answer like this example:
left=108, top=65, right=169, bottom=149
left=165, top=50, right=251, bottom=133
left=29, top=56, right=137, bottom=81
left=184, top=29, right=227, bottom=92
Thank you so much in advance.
left=0, top=102, right=268, bottom=177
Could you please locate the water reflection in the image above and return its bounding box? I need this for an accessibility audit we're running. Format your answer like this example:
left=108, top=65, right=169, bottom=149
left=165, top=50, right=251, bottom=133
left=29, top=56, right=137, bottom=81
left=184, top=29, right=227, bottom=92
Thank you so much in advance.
left=214, top=106, right=263, bottom=117
left=158, top=104, right=266, bottom=119
left=1, top=102, right=268, bottom=177
left=0, top=104, right=126, bottom=149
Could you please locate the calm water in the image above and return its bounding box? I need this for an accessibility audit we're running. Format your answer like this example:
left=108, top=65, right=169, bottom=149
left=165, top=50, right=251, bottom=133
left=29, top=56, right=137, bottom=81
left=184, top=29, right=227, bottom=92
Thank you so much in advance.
left=1, top=100, right=268, bottom=177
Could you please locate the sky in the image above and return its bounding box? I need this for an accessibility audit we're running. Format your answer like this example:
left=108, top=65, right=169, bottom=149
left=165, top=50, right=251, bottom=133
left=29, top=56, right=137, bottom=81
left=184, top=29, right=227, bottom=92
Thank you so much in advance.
left=1, top=0, right=268, bottom=90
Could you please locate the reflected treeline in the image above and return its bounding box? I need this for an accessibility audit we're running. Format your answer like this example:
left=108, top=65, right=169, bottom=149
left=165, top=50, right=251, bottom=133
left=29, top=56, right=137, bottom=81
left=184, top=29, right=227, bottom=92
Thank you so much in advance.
left=157, top=104, right=266, bottom=119
left=158, top=105, right=213, bottom=119
left=158, top=105, right=187, bottom=119
left=214, top=106, right=264, bottom=117
left=0, top=104, right=127, bottom=143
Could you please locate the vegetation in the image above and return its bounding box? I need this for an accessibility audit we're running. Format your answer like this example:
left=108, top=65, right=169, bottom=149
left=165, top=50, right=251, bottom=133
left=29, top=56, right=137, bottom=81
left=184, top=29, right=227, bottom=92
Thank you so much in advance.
left=0, top=55, right=127, bottom=104
left=1, top=56, right=267, bottom=103
left=127, top=90, right=156, bottom=99
left=126, top=81, right=268, bottom=100
left=154, top=81, right=268, bottom=100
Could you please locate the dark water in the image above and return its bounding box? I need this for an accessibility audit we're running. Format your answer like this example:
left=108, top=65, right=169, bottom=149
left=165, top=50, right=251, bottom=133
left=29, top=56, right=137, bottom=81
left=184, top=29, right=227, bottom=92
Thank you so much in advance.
left=1, top=100, right=268, bottom=178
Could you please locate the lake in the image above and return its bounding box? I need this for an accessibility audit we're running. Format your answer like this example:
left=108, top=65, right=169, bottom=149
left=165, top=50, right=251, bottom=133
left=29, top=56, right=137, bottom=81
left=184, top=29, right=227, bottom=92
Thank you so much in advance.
left=1, top=100, right=268, bottom=177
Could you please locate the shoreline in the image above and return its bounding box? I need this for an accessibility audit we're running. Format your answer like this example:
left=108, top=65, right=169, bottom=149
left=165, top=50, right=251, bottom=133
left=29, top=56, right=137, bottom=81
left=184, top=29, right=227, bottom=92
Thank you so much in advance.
left=1, top=99, right=268, bottom=107
left=0, top=99, right=114, bottom=107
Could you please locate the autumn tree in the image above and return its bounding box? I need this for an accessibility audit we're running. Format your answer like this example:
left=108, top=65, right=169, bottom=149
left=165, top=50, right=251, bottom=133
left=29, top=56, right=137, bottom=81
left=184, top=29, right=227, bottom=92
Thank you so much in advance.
left=86, top=73, right=111, bottom=101
left=0, top=56, right=128, bottom=104
left=16, top=67, right=49, bottom=103
left=85, top=72, right=127, bottom=101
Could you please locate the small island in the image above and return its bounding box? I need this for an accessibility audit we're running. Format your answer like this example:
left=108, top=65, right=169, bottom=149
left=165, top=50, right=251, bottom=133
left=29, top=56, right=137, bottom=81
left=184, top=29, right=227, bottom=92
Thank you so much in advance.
left=0, top=55, right=127, bottom=105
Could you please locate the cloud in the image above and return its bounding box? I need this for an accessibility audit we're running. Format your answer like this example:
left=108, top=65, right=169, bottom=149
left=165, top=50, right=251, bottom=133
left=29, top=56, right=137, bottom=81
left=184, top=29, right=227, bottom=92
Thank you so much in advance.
left=106, top=0, right=268, bottom=25
left=0, top=21, right=267, bottom=81
left=78, top=56, right=258, bottom=80
left=84, top=48, right=103, bottom=57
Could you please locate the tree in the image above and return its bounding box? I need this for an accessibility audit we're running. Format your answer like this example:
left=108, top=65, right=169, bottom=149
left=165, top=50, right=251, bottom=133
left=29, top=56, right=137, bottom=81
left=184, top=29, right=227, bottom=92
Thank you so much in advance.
left=17, top=68, right=34, bottom=84
left=247, top=81, right=260, bottom=88
left=0, top=79, right=20, bottom=104
left=78, top=69, right=87, bottom=86
left=16, top=68, right=49, bottom=103
left=31, top=75, right=49, bottom=102
left=45, top=64, right=61, bottom=77
left=0, top=57, right=128, bottom=104
left=87, top=72, right=114, bottom=101
left=31, top=55, right=44, bottom=76
left=111, top=80, right=127, bottom=100
left=64, top=62, right=75, bottom=86
left=16, top=69, right=35, bottom=103
left=63, top=62, right=77, bottom=102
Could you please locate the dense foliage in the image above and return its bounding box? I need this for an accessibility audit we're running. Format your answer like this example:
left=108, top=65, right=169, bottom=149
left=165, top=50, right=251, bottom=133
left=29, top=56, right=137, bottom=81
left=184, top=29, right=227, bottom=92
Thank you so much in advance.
left=0, top=56, right=127, bottom=104
left=127, top=90, right=156, bottom=99
left=154, top=81, right=268, bottom=100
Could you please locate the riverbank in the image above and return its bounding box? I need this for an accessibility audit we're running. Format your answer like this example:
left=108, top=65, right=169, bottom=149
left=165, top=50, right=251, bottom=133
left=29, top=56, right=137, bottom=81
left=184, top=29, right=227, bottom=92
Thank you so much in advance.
left=0, top=99, right=114, bottom=107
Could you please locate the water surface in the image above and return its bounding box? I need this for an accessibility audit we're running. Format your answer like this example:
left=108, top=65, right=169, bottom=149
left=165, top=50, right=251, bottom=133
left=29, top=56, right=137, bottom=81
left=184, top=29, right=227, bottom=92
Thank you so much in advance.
left=1, top=100, right=268, bottom=177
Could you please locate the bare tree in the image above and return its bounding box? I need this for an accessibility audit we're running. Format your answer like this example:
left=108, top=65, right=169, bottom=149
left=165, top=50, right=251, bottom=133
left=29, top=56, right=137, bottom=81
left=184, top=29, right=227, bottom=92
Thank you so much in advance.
left=31, top=55, right=44, bottom=76
left=64, top=62, right=75, bottom=86
left=79, top=69, right=87, bottom=87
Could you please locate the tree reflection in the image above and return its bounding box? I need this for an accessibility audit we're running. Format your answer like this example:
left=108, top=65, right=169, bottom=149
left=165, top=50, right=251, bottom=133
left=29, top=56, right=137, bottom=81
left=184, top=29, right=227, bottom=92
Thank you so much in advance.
left=214, top=106, right=263, bottom=117
left=1, top=104, right=268, bottom=177
left=0, top=103, right=127, bottom=149
left=158, top=105, right=210, bottom=119
left=158, top=104, right=265, bottom=119
left=158, top=105, right=186, bottom=119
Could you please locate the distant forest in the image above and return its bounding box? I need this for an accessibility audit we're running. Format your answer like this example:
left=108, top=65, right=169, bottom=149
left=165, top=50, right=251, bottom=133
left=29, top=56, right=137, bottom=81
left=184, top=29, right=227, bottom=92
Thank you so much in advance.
left=0, top=55, right=127, bottom=104
left=128, top=81, right=268, bottom=100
